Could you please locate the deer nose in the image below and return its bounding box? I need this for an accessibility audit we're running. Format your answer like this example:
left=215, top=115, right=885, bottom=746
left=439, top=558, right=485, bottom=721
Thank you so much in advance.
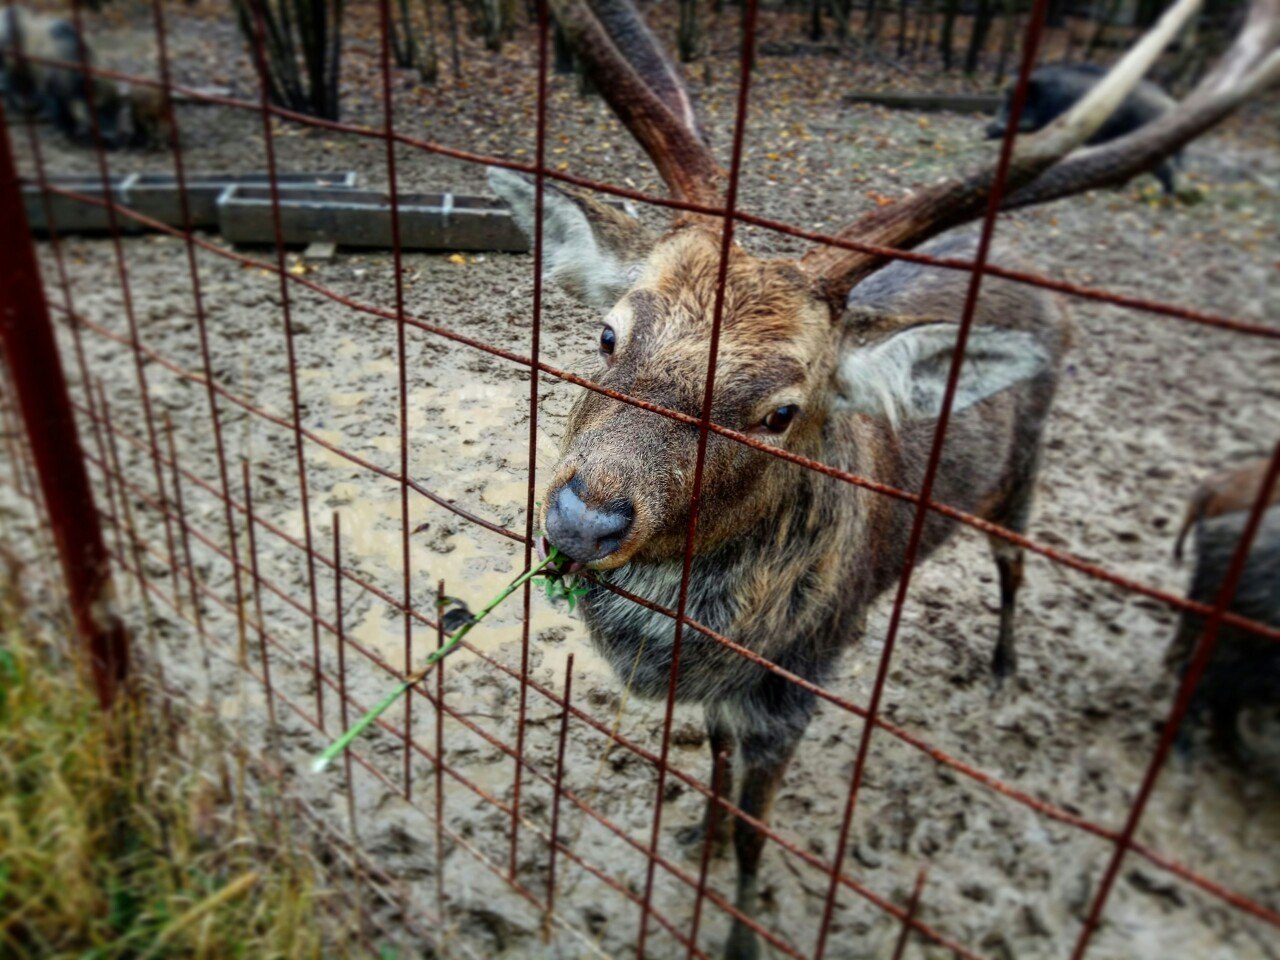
left=545, top=475, right=634, bottom=564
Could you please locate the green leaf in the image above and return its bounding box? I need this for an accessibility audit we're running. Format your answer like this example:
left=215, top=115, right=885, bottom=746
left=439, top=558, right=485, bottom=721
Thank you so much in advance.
left=313, top=550, right=560, bottom=772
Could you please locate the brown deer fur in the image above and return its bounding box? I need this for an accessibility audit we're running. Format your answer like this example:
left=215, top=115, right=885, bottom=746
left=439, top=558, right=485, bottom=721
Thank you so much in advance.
left=494, top=171, right=1068, bottom=958
left=1174, top=458, right=1280, bottom=561
left=488, top=0, right=1274, bottom=954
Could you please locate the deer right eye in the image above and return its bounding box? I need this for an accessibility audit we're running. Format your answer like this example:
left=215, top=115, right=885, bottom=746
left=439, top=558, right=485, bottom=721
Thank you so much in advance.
left=600, top=325, right=617, bottom=357
left=760, top=405, right=799, bottom=434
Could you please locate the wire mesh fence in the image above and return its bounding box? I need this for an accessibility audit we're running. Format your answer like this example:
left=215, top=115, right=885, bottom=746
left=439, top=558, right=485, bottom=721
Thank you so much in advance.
left=1, top=0, right=1278, bottom=957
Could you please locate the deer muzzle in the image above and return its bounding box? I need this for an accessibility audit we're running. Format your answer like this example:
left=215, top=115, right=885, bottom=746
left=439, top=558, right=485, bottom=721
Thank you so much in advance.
left=544, top=474, right=635, bottom=565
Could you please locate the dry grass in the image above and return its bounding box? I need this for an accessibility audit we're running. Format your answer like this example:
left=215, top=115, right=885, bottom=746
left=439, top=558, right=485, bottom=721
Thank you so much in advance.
left=0, top=600, right=366, bottom=960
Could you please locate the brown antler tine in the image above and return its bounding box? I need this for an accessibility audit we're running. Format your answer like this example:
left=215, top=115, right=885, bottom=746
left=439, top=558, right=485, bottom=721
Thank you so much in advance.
left=591, top=0, right=706, bottom=142
left=549, top=0, right=724, bottom=206
left=800, top=0, right=1204, bottom=303
left=1007, top=0, right=1280, bottom=210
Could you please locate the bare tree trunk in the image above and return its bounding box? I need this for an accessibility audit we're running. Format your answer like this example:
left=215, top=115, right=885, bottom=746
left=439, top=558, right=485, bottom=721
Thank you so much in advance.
left=896, top=0, right=908, bottom=57
left=809, top=0, right=824, bottom=41
left=994, top=0, right=1016, bottom=82
left=484, top=0, right=503, bottom=51
left=234, top=0, right=344, bottom=120
left=831, top=0, right=853, bottom=41
left=553, top=15, right=575, bottom=73
left=502, top=0, right=518, bottom=43
left=865, top=0, right=882, bottom=44
left=444, top=0, right=461, bottom=77
left=964, top=0, right=994, bottom=75
left=916, top=0, right=934, bottom=58
left=678, top=0, right=703, bottom=62
left=419, top=0, right=439, bottom=82
left=390, top=0, right=417, bottom=68
left=939, top=0, right=958, bottom=70
left=1086, top=0, right=1123, bottom=61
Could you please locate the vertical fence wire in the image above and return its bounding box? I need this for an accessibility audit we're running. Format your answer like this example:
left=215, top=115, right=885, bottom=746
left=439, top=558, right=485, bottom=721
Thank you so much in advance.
left=636, top=0, right=761, bottom=953
left=245, top=0, right=326, bottom=731
left=0, top=2, right=1277, bottom=959
left=150, top=0, right=251, bottom=671
left=510, top=0, right=552, bottom=883
left=814, top=1, right=1053, bottom=954
left=373, top=0, right=418, bottom=806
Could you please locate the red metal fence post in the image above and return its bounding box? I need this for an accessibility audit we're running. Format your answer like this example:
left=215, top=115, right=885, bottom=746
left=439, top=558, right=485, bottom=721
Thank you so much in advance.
left=0, top=104, right=128, bottom=709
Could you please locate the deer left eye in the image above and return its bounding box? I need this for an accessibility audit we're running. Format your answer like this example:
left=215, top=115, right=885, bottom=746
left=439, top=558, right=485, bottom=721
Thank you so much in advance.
left=600, top=325, right=617, bottom=356
left=760, top=405, right=799, bottom=434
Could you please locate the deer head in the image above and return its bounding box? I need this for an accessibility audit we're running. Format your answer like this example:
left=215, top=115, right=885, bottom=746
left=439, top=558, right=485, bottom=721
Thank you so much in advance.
left=492, top=0, right=1278, bottom=571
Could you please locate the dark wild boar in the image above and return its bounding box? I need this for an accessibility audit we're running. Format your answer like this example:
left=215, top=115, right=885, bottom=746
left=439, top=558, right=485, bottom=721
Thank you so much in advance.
left=1167, top=503, right=1279, bottom=763
left=0, top=6, right=97, bottom=141
left=986, top=62, right=1182, bottom=193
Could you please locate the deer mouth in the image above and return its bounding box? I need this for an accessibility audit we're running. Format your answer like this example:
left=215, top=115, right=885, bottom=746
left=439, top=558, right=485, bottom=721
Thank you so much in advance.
left=537, top=534, right=585, bottom=575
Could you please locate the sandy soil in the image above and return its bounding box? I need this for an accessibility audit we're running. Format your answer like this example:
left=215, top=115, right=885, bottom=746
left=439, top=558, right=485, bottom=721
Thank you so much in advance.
left=3, top=4, right=1279, bottom=959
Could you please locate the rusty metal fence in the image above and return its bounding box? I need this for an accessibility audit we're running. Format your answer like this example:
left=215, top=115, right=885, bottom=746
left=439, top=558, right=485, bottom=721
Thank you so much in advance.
left=1, top=0, right=1278, bottom=958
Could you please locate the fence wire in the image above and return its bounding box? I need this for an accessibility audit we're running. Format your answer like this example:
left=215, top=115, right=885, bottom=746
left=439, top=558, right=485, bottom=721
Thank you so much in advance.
left=1, top=0, right=1278, bottom=958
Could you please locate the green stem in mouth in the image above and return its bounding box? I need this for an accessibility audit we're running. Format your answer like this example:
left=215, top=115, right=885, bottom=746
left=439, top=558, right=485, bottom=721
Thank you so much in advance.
left=311, top=549, right=563, bottom=773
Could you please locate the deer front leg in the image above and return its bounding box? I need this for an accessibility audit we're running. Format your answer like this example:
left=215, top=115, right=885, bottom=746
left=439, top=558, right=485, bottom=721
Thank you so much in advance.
left=723, top=748, right=794, bottom=960
left=721, top=681, right=812, bottom=960
left=991, top=539, right=1024, bottom=682
left=677, top=708, right=735, bottom=857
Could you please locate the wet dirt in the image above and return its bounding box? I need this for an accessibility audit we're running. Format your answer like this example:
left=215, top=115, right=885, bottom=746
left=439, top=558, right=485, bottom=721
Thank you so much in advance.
left=2, top=5, right=1279, bottom=959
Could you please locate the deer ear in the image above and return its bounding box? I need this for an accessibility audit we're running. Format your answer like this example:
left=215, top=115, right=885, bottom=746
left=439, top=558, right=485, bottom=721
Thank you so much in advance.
left=835, top=323, right=1051, bottom=427
left=488, top=167, right=653, bottom=308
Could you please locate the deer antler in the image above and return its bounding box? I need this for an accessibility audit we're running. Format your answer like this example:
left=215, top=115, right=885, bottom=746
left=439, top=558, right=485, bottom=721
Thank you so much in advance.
left=1005, top=0, right=1280, bottom=209
left=800, top=0, right=1209, bottom=303
left=548, top=0, right=725, bottom=206
left=550, top=0, right=1272, bottom=308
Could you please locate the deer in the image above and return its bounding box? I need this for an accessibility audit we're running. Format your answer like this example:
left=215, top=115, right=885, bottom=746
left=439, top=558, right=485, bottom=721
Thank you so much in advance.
left=1173, top=456, right=1280, bottom=561
left=488, top=0, right=1279, bottom=956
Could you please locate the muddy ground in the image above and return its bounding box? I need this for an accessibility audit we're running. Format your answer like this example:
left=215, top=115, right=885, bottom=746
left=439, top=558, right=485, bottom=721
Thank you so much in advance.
left=2, top=3, right=1279, bottom=959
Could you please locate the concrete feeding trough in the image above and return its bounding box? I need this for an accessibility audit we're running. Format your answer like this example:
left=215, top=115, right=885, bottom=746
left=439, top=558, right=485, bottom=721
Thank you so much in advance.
left=22, top=171, right=359, bottom=235
left=126, top=171, right=359, bottom=229
left=24, top=174, right=140, bottom=234
left=217, top=187, right=537, bottom=252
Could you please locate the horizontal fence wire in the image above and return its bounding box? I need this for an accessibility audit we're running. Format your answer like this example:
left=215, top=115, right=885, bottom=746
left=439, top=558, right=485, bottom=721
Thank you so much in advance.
left=9, top=53, right=1280, bottom=342
left=1, top=0, right=1278, bottom=958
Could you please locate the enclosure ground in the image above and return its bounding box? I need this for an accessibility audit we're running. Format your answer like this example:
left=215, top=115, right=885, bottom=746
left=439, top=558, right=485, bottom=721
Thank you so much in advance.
left=2, top=3, right=1279, bottom=959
